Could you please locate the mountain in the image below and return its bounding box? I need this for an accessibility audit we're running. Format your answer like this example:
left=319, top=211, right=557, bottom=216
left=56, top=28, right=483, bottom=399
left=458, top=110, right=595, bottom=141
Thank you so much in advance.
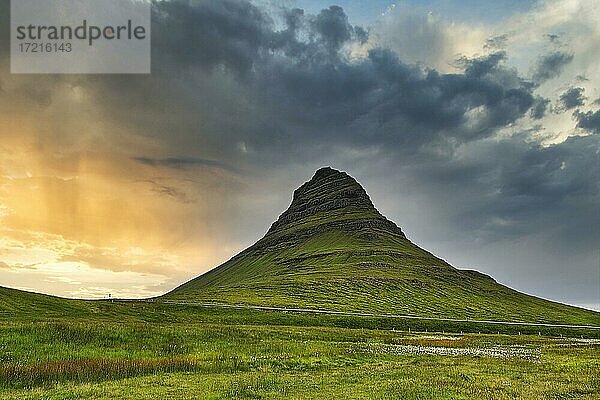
left=164, top=167, right=600, bottom=325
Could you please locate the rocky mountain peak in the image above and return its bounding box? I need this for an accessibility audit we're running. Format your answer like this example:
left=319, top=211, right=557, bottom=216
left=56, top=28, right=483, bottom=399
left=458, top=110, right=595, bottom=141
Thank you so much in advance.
left=265, top=167, right=400, bottom=237
left=292, top=166, right=372, bottom=205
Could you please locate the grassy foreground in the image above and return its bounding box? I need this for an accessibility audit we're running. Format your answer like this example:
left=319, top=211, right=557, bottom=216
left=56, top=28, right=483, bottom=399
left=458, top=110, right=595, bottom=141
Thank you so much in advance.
left=1, top=297, right=599, bottom=399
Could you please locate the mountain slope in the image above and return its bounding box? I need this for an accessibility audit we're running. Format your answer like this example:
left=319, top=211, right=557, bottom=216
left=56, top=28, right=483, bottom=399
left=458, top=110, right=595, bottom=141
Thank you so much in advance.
left=0, top=286, right=97, bottom=320
left=164, top=167, right=600, bottom=325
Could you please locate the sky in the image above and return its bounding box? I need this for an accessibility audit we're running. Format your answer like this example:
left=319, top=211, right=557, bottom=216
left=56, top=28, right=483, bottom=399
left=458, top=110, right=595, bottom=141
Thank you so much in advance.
left=0, top=0, right=598, bottom=310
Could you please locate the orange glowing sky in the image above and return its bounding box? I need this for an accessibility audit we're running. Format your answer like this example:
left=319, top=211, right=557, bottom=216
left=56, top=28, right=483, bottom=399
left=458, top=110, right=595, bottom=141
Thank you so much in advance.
left=0, top=91, right=254, bottom=298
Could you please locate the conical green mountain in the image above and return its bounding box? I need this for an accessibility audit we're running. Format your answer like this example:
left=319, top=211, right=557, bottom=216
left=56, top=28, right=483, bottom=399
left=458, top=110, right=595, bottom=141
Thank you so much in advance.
left=164, top=167, right=599, bottom=325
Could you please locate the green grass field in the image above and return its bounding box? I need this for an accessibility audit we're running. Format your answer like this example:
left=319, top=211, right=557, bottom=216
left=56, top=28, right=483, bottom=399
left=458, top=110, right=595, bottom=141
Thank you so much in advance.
left=1, top=289, right=599, bottom=399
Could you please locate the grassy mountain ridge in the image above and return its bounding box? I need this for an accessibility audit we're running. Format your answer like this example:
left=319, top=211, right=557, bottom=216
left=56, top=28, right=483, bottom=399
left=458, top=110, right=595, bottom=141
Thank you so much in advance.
left=0, top=286, right=98, bottom=320
left=164, top=167, right=600, bottom=325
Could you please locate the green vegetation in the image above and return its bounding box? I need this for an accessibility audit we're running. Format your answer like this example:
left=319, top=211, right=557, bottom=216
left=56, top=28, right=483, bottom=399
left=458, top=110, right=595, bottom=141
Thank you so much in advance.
left=0, top=294, right=599, bottom=399
left=165, top=168, right=600, bottom=326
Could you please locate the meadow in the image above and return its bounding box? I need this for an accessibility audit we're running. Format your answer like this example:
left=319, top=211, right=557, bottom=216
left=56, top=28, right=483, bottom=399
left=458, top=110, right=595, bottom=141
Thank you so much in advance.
left=1, top=298, right=598, bottom=399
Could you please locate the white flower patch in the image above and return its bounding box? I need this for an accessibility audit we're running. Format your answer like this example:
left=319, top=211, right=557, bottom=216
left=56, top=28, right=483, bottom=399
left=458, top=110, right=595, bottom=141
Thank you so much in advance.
left=360, top=343, right=540, bottom=360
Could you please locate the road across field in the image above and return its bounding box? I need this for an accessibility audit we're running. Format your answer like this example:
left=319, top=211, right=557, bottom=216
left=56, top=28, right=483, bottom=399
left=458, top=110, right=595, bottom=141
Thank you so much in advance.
left=130, top=300, right=600, bottom=330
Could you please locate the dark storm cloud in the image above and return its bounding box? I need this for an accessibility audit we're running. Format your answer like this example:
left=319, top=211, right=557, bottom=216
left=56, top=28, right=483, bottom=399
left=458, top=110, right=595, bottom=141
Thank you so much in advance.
left=152, top=1, right=369, bottom=74
left=312, top=5, right=354, bottom=52
left=76, top=0, right=539, bottom=167
left=496, top=135, right=598, bottom=200
left=531, top=51, right=574, bottom=84
left=152, top=0, right=275, bottom=76
left=559, top=87, right=586, bottom=110
left=252, top=47, right=535, bottom=149
left=418, top=133, right=600, bottom=245
left=575, top=109, right=600, bottom=133
left=530, top=96, right=550, bottom=119
left=460, top=51, right=507, bottom=78
left=132, top=157, right=238, bottom=172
